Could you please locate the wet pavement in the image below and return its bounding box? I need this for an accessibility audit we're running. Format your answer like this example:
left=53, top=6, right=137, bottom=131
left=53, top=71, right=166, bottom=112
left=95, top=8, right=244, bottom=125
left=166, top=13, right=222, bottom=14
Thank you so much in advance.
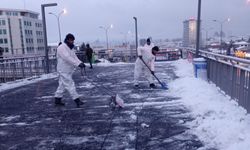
left=0, top=62, right=205, bottom=150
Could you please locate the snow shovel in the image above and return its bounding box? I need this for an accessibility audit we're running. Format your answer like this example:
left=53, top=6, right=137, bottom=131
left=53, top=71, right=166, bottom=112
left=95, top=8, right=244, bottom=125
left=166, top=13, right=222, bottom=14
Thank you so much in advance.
left=80, top=68, right=124, bottom=108
left=140, top=58, right=168, bottom=90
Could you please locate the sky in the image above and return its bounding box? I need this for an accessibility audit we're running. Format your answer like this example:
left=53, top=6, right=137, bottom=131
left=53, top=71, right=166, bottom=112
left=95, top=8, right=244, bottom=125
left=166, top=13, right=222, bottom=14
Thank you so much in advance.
left=1, top=0, right=250, bottom=44
left=1, top=59, right=250, bottom=149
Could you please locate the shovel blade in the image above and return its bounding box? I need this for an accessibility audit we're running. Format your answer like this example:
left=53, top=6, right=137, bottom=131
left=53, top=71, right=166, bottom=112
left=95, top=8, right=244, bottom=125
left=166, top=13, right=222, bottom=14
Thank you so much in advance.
left=161, top=82, right=168, bottom=90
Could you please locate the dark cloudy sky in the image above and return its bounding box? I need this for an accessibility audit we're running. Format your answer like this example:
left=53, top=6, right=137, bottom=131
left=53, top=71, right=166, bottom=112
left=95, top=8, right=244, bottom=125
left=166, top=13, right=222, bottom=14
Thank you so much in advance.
left=2, top=0, right=250, bottom=43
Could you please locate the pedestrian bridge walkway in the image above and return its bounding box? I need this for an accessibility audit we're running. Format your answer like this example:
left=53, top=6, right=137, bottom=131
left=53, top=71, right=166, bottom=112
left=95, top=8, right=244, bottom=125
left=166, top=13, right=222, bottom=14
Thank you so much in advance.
left=1, top=61, right=249, bottom=150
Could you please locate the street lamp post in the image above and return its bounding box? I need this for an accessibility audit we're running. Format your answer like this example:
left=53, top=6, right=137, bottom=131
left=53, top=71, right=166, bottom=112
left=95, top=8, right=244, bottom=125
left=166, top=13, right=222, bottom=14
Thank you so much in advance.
left=41, top=3, right=57, bottom=74
left=202, top=27, right=213, bottom=48
left=133, top=17, right=138, bottom=56
left=49, top=9, right=66, bottom=43
left=99, top=25, right=113, bottom=58
left=213, top=18, right=230, bottom=47
left=195, top=0, right=201, bottom=58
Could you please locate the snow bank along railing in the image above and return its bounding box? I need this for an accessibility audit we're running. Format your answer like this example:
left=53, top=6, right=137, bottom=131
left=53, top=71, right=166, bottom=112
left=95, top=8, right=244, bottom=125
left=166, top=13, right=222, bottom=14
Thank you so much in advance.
left=182, top=47, right=250, bottom=113
left=0, top=55, right=56, bottom=83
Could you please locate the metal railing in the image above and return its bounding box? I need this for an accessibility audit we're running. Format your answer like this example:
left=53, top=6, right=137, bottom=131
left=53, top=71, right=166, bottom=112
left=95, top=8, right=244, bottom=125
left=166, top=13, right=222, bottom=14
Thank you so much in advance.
left=182, top=47, right=250, bottom=112
left=0, top=55, right=56, bottom=83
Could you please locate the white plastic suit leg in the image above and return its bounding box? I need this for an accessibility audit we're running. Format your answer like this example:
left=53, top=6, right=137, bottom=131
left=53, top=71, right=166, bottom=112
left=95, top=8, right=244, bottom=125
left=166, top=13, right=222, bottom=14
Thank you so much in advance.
left=145, top=69, right=154, bottom=84
left=55, top=73, right=80, bottom=100
left=134, top=59, right=143, bottom=85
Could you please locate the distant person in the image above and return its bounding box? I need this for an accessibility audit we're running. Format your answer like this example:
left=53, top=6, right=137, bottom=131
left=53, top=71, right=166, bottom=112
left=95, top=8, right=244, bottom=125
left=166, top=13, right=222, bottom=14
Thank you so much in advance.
left=0, top=47, right=3, bottom=63
left=85, top=43, right=93, bottom=69
left=54, top=33, right=86, bottom=107
left=134, top=46, right=160, bottom=88
left=144, top=38, right=154, bottom=51
left=227, top=41, right=233, bottom=56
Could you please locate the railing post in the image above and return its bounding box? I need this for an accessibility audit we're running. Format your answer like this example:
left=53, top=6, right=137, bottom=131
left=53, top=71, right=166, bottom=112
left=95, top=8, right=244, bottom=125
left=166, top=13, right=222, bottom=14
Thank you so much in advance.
left=2, top=63, right=6, bottom=83
left=247, top=72, right=250, bottom=112
left=21, top=58, right=25, bottom=78
left=29, top=60, right=32, bottom=77
left=12, top=62, right=16, bottom=81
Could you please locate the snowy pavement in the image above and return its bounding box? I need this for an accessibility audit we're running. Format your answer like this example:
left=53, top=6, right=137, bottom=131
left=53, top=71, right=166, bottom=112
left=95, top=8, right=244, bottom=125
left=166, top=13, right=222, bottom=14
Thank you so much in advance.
left=0, top=60, right=250, bottom=150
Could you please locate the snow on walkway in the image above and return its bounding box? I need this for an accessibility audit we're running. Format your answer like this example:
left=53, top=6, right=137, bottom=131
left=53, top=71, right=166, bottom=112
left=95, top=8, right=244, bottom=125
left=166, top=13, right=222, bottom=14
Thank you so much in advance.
left=167, top=59, right=250, bottom=150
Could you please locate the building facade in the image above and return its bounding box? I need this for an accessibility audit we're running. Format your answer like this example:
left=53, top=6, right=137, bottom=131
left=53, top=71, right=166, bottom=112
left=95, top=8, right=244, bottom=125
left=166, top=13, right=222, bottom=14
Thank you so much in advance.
left=183, top=18, right=201, bottom=48
left=0, top=8, right=44, bottom=57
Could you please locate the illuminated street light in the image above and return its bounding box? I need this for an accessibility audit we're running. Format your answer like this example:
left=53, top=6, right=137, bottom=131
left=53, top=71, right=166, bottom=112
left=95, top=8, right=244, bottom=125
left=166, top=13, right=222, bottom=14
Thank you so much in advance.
left=202, top=27, right=213, bottom=47
left=213, top=18, right=230, bottom=46
left=49, top=9, right=67, bottom=42
left=133, top=17, right=138, bottom=56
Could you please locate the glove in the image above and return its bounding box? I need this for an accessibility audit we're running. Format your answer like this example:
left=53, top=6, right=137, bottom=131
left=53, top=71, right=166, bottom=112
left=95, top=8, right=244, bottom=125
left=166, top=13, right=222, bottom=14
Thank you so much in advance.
left=78, top=63, right=86, bottom=68
left=139, top=56, right=142, bottom=60
left=151, top=71, right=154, bottom=75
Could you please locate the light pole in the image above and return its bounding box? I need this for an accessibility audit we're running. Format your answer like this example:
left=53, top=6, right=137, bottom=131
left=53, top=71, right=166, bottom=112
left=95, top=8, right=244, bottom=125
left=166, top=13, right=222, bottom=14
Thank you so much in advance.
left=195, top=0, right=201, bottom=58
left=213, top=18, right=230, bottom=46
left=202, top=27, right=213, bottom=48
left=99, top=24, right=113, bottom=58
left=49, top=9, right=66, bottom=43
left=41, top=3, right=57, bottom=73
left=133, top=17, right=138, bottom=56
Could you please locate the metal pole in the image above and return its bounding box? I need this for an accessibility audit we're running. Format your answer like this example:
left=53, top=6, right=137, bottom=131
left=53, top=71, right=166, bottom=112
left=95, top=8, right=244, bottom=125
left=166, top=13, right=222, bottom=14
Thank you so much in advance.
left=41, top=3, right=57, bottom=74
left=105, top=29, right=109, bottom=51
left=220, top=23, right=223, bottom=46
left=205, top=30, right=208, bottom=48
left=57, top=16, right=62, bottom=42
left=133, top=17, right=138, bottom=56
left=195, top=0, right=201, bottom=58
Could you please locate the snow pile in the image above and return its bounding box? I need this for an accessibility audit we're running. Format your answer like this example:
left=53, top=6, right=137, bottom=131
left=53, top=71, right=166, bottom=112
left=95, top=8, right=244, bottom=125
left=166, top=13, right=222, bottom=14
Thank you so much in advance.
left=169, top=59, right=250, bottom=150
left=99, top=58, right=110, bottom=63
left=97, top=61, right=130, bottom=67
left=0, top=73, right=58, bottom=93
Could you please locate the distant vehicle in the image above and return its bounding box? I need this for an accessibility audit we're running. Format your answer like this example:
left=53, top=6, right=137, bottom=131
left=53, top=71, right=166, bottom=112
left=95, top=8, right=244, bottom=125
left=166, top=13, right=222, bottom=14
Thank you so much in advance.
left=155, top=48, right=180, bottom=61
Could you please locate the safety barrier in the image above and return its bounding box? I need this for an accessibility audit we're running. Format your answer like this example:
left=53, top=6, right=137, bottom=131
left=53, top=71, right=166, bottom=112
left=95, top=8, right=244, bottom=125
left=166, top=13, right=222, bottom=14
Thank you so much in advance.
left=0, top=55, right=56, bottom=83
left=181, top=47, right=250, bottom=113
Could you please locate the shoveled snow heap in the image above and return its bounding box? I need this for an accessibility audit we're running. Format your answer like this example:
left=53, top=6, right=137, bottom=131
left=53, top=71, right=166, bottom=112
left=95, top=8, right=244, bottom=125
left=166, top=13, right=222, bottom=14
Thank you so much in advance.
left=168, top=59, right=250, bottom=150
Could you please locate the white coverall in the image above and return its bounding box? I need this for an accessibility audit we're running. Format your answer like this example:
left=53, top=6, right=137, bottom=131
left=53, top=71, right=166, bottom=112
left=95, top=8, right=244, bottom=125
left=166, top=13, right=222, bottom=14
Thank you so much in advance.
left=55, top=43, right=82, bottom=100
left=134, top=45, right=156, bottom=85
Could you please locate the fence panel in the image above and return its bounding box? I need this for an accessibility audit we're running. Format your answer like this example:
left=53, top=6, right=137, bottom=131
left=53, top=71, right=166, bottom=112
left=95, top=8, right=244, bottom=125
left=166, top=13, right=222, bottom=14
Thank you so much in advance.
left=0, top=56, right=56, bottom=83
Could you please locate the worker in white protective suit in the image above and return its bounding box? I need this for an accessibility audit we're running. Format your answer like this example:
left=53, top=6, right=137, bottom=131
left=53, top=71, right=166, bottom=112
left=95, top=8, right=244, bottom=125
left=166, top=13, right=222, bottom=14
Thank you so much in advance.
left=54, top=33, right=86, bottom=107
left=134, top=45, right=159, bottom=88
left=144, top=38, right=154, bottom=52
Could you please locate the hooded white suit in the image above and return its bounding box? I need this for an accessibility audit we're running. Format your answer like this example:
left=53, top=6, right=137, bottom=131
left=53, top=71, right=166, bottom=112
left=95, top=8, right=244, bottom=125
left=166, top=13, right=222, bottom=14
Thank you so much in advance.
left=134, top=44, right=155, bottom=85
left=55, top=43, right=82, bottom=100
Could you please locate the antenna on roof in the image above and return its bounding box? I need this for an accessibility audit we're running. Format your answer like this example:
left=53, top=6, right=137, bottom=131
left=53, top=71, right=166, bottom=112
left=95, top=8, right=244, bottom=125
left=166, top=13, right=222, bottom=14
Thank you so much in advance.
left=23, top=0, right=26, bottom=9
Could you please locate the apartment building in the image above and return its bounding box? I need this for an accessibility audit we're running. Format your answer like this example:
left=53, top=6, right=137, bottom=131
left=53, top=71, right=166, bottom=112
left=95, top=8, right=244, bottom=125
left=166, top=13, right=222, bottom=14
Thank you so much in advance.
left=0, top=8, right=44, bottom=57
left=183, top=18, right=201, bottom=48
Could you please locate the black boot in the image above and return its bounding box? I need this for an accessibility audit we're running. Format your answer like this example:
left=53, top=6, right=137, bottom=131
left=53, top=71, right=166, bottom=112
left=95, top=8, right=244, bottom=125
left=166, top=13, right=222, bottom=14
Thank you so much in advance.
left=55, top=97, right=65, bottom=106
left=74, top=98, right=84, bottom=107
left=149, top=83, right=156, bottom=88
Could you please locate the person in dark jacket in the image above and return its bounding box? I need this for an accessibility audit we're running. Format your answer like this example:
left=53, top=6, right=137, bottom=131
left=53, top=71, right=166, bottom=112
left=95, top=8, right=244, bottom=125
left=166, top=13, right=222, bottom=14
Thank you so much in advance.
left=0, top=47, right=3, bottom=63
left=227, top=40, right=233, bottom=56
left=85, top=44, right=93, bottom=69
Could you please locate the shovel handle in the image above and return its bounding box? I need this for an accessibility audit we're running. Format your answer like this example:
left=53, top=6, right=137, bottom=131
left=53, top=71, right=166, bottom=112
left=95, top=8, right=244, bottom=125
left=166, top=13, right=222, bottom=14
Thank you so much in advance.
left=140, top=58, right=167, bottom=88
